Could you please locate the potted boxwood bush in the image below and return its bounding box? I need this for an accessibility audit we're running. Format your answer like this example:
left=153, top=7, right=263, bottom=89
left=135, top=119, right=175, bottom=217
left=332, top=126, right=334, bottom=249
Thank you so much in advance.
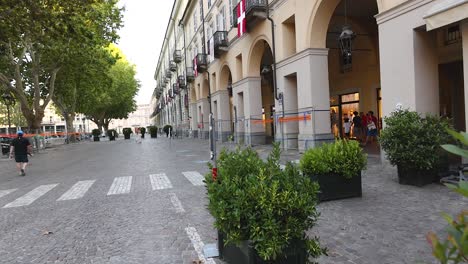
left=122, top=127, right=133, bottom=140
left=149, top=126, right=158, bottom=138
left=163, top=125, right=172, bottom=137
left=91, top=129, right=101, bottom=142
left=139, top=127, right=146, bottom=139
left=300, top=139, right=367, bottom=201
left=379, top=109, right=452, bottom=187
left=107, top=129, right=117, bottom=141
left=205, top=144, right=326, bottom=264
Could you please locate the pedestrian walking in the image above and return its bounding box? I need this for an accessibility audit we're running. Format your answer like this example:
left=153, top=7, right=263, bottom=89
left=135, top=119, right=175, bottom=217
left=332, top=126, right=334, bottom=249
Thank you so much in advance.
left=9, top=130, right=33, bottom=176
left=352, top=111, right=362, bottom=141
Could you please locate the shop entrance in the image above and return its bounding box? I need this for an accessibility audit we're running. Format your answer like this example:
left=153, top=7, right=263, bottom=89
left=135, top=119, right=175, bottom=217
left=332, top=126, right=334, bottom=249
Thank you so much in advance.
left=330, top=92, right=360, bottom=138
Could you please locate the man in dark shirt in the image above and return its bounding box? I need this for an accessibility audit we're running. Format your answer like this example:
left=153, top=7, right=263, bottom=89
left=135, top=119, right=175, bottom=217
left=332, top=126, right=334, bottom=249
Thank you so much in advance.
left=9, top=130, right=32, bottom=176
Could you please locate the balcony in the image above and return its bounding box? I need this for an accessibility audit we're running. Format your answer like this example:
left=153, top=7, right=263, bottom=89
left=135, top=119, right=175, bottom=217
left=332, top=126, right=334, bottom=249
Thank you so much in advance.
left=169, top=60, right=177, bottom=72
left=195, top=53, right=208, bottom=73
left=213, top=31, right=229, bottom=58
left=165, top=69, right=172, bottom=78
left=172, top=83, right=180, bottom=95
left=186, top=67, right=195, bottom=83
left=178, top=75, right=186, bottom=89
left=233, top=0, right=267, bottom=31
left=173, top=50, right=182, bottom=63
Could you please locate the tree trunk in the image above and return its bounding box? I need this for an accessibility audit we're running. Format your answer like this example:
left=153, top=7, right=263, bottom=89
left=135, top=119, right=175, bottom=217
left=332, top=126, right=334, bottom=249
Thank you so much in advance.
left=103, top=123, right=109, bottom=134
left=65, top=113, right=76, bottom=143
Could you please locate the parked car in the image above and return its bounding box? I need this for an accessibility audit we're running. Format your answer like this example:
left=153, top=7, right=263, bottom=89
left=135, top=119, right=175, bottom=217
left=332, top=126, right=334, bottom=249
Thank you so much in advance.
left=0, top=137, right=13, bottom=155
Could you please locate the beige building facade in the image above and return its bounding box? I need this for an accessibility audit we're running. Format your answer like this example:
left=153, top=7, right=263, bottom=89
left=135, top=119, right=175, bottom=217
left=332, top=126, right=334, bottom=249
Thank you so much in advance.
left=152, top=0, right=468, bottom=150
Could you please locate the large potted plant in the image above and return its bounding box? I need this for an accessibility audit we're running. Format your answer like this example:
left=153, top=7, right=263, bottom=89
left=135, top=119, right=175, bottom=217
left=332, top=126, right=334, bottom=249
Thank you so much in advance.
left=139, top=127, right=146, bottom=138
left=163, top=125, right=172, bottom=137
left=205, top=144, right=326, bottom=264
left=122, top=127, right=132, bottom=140
left=300, top=139, right=366, bottom=201
left=149, top=126, right=158, bottom=138
left=107, top=129, right=117, bottom=141
left=91, top=129, right=101, bottom=142
left=379, top=109, right=451, bottom=187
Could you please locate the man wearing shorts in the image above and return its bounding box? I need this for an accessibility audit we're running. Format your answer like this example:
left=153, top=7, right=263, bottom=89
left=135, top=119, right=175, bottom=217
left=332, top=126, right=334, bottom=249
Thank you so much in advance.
left=9, top=130, right=32, bottom=176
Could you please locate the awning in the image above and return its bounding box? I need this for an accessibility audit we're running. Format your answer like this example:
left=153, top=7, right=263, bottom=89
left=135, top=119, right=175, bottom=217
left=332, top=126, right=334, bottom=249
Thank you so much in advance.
left=424, top=0, right=468, bottom=30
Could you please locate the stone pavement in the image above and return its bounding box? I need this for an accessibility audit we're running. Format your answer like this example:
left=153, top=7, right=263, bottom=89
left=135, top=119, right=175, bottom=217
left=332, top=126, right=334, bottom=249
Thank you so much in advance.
left=0, top=136, right=465, bottom=264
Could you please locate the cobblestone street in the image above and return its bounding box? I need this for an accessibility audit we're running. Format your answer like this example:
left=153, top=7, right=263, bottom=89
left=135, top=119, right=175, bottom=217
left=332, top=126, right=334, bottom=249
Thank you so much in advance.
left=0, top=137, right=466, bottom=264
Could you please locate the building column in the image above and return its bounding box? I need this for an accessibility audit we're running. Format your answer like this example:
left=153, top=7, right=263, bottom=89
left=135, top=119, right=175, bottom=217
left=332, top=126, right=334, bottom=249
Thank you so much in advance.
left=189, top=102, right=198, bottom=138
left=233, top=77, right=264, bottom=145
left=212, top=90, right=230, bottom=142
left=462, top=20, right=468, bottom=131
left=296, top=49, right=333, bottom=151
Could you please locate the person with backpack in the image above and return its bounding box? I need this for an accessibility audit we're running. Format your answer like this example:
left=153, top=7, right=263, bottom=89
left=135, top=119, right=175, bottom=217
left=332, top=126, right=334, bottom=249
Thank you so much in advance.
left=352, top=111, right=362, bottom=141
left=9, top=130, right=33, bottom=176
left=364, top=111, right=378, bottom=146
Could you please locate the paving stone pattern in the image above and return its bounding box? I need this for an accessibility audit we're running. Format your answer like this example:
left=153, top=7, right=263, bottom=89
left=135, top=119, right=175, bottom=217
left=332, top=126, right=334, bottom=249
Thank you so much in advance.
left=0, top=137, right=465, bottom=264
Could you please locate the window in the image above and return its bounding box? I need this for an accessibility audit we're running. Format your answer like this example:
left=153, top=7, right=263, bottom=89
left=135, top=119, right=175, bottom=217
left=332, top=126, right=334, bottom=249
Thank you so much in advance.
left=445, top=25, right=461, bottom=45
left=199, top=0, right=203, bottom=22
left=208, top=0, right=212, bottom=9
left=218, top=6, right=226, bottom=31
left=194, top=12, right=198, bottom=32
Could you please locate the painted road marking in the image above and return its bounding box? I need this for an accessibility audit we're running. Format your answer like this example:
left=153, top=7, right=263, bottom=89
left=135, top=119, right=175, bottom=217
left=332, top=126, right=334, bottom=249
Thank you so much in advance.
left=3, top=184, right=58, bottom=208
left=182, top=171, right=205, bottom=186
left=0, top=189, right=17, bottom=199
left=57, top=180, right=95, bottom=201
left=169, top=193, right=185, bottom=213
left=107, top=176, right=132, bottom=195
left=149, top=173, right=173, bottom=190
left=185, top=227, right=216, bottom=264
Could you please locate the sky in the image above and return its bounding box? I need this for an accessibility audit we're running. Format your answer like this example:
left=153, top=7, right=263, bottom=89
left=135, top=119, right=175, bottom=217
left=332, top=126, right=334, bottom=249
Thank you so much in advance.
left=117, top=0, right=175, bottom=105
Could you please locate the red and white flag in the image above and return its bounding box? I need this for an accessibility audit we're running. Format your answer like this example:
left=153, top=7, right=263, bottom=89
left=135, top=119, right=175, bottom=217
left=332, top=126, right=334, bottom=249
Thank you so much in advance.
left=193, top=56, right=198, bottom=77
left=237, top=0, right=246, bottom=37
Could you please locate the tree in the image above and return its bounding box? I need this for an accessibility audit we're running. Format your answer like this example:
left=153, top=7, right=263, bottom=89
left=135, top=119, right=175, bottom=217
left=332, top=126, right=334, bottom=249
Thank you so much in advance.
left=53, top=46, right=116, bottom=142
left=0, top=0, right=122, bottom=132
left=81, top=45, right=139, bottom=133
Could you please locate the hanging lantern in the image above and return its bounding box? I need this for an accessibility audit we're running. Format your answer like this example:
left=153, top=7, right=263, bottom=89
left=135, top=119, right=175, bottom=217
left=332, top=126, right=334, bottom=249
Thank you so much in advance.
left=338, top=25, right=356, bottom=70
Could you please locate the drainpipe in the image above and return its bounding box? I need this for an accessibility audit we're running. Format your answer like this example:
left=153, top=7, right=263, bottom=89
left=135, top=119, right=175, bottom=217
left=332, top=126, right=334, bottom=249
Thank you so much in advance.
left=266, top=0, right=285, bottom=149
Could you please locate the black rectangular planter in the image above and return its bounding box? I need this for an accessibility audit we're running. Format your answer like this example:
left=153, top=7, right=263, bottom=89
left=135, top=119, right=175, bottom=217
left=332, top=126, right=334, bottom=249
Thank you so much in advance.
left=397, top=166, right=434, bottom=187
left=93, top=137, right=100, bottom=142
left=218, top=232, right=307, bottom=264
left=124, top=134, right=131, bottom=140
left=310, top=172, right=362, bottom=202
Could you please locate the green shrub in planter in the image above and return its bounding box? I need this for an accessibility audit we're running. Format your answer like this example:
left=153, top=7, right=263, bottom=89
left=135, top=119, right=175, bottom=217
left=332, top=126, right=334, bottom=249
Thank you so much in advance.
left=163, top=125, right=172, bottom=137
left=205, top=144, right=326, bottom=263
left=107, top=129, right=117, bottom=141
left=300, top=139, right=366, bottom=201
left=148, top=126, right=158, bottom=138
left=92, top=129, right=101, bottom=141
left=139, top=127, right=146, bottom=138
left=122, top=127, right=133, bottom=140
left=379, top=109, right=452, bottom=186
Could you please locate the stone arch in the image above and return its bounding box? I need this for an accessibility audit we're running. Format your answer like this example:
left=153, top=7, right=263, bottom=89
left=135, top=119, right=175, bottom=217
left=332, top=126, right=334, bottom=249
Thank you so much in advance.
left=247, top=36, right=273, bottom=77
left=306, top=0, right=382, bottom=49
left=218, top=64, right=232, bottom=91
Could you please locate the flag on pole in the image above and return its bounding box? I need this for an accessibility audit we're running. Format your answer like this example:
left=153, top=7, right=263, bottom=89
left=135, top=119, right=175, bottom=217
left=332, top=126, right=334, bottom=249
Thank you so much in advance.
left=193, top=56, right=198, bottom=77
left=237, top=0, right=246, bottom=37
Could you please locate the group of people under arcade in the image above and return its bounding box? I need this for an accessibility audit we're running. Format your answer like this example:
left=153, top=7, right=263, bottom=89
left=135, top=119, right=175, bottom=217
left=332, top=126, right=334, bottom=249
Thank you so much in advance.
left=333, top=111, right=379, bottom=146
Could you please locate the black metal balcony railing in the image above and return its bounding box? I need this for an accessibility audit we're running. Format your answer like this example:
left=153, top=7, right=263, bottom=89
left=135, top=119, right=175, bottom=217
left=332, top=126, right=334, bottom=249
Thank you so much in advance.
left=186, top=67, right=195, bottom=82
left=172, top=83, right=180, bottom=95
left=169, top=61, right=177, bottom=72
left=173, top=50, right=182, bottom=63
left=232, top=0, right=267, bottom=30
left=195, top=53, right=208, bottom=73
left=178, top=75, right=186, bottom=89
left=213, top=31, right=229, bottom=58
left=165, top=69, right=172, bottom=78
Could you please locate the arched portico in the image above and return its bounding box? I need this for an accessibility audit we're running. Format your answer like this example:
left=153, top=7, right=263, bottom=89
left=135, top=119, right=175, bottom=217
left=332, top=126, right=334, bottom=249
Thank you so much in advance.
left=211, top=64, right=234, bottom=141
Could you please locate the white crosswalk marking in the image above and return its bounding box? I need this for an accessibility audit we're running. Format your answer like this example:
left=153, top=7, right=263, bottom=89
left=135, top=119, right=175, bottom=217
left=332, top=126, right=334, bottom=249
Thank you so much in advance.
left=3, top=184, right=58, bottom=208
left=57, top=180, right=95, bottom=201
left=182, top=171, right=205, bottom=186
left=0, top=189, right=17, bottom=199
left=149, top=173, right=173, bottom=190
left=169, top=193, right=185, bottom=213
left=107, top=176, right=132, bottom=195
left=185, top=227, right=216, bottom=264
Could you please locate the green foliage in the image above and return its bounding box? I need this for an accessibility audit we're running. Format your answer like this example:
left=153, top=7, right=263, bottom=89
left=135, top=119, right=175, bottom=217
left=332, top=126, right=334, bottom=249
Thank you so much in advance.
left=148, top=126, right=158, bottom=135
left=163, top=125, right=173, bottom=135
left=300, top=139, right=367, bottom=179
left=427, top=129, right=468, bottom=263
left=91, top=129, right=101, bottom=137
left=122, top=127, right=132, bottom=135
left=205, top=144, right=326, bottom=262
left=139, top=127, right=146, bottom=135
left=379, top=109, right=452, bottom=171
